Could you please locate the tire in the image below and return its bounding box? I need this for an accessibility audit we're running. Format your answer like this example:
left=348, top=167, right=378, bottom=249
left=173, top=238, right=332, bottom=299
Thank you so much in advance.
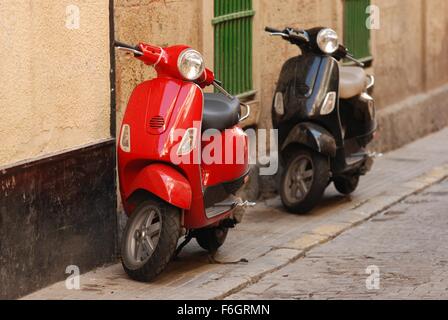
left=121, top=199, right=181, bottom=282
left=280, top=148, right=330, bottom=214
left=334, top=175, right=360, bottom=195
left=195, top=227, right=229, bottom=252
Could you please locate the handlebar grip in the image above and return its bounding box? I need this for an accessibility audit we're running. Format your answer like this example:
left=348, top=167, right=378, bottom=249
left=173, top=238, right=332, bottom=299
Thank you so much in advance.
left=114, top=40, right=136, bottom=49
left=265, top=26, right=282, bottom=33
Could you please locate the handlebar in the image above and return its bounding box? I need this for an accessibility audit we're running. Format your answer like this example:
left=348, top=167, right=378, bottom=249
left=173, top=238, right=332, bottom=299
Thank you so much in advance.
left=266, top=27, right=365, bottom=67
left=265, top=26, right=282, bottom=34
left=114, top=40, right=143, bottom=56
left=265, top=26, right=309, bottom=44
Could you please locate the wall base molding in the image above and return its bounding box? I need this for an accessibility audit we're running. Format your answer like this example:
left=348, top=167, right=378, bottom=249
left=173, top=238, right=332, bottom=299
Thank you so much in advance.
left=0, top=139, right=117, bottom=299
left=372, top=84, right=448, bottom=153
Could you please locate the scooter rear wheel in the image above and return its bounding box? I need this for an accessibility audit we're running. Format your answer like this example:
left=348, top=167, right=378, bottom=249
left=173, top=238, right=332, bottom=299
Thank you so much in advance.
left=195, top=227, right=229, bottom=252
left=121, top=199, right=180, bottom=282
left=280, top=148, right=330, bottom=214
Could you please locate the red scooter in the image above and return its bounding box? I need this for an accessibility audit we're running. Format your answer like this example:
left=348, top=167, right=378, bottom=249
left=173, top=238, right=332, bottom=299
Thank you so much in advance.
left=115, top=40, right=252, bottom=281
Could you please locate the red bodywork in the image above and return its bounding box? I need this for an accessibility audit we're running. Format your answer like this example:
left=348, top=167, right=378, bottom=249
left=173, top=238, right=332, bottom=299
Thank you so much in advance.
left=118, top=43, right=249, bottom=229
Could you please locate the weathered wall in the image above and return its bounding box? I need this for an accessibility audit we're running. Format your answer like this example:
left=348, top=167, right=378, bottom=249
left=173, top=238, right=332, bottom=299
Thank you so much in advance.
left=114, top=0, right=204, bottom=136
left=0, top=0, right=111, bottom=167
left=371, top=0, right=425, bottom=109
left=368, top=0, right=448, bottom=151
left=425, top=0, right=448, bottom=90
left=372, top=0, right=448, bottom=104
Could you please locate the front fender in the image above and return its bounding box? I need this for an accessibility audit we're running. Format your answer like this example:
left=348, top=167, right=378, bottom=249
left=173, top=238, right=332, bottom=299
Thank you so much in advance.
left=281, top=122, right=337, bottom=157
left=126, top=163, right=192, bottom=210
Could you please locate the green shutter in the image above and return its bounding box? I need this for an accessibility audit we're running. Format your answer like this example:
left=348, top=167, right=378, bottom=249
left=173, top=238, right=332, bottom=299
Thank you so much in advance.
left=344, top=0, right=372, bottom=63
left=213, top=0, right=255, bottom=98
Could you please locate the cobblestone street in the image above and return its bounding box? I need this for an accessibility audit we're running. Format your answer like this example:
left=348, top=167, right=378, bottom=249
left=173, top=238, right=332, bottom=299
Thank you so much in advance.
left=24, top=128, right=448, bottom=300
left=229, top=178, right=448, bottom=299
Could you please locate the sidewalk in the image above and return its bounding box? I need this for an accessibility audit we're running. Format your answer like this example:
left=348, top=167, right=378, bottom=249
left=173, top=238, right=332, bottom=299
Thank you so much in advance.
left=228, top=178, right=448, bottom=299
left=24, top=128, right=448, bottom=300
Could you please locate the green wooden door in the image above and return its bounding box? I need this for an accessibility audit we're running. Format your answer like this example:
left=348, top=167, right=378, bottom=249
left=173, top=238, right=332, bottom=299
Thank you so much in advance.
left=213, top=0, right=255, bottom=98
left=344, top=0, right=372, bottom=64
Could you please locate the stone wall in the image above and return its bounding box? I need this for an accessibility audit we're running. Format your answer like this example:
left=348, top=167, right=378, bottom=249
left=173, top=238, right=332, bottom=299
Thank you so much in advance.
left=0, top=0, right=111, bottom=167
left=370, top=0, right=448, bottom=151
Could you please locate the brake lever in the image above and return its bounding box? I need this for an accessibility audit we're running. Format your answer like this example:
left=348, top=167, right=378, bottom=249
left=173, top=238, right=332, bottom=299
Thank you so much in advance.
left=269, top=32, right=289, bottom=37
left=115, top=41, right=143, bottom=56
left=213, top=80, right=235, bottom=101
left=286, top=28, right=310, bottom=43
left=116, top=47, right=143, bottom=56
left=346, top=53, right=365, bottom=68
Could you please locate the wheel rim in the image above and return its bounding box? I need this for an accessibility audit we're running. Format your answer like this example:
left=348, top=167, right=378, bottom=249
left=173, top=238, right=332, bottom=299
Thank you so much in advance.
left=283, top=154, right=314, bottom=204
left=126, top=206, right=162, bottom=268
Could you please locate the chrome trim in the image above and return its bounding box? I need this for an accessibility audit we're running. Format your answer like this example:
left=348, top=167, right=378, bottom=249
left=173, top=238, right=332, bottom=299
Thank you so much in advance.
left=206, top=205, right=233, bottom=219
left=205, top=198, right=256, bottom=219
left=366, top=75, right=375, bottom=90
left=239, top=103, right=251, bottom=122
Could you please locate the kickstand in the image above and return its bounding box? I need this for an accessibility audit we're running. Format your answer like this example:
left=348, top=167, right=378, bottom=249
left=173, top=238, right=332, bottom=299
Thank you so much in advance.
left=174, top=233, right=193, bottom=260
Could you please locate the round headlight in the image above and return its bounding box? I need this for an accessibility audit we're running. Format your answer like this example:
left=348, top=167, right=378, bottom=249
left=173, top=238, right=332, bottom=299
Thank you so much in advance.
left=317, top=28, right=339, bottom=54
left=177, top=49, right=205, bottom=81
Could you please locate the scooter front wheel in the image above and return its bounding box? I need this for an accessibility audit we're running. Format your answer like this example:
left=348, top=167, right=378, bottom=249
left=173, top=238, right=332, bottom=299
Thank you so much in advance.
left=280, top=148, right=330, bottom=214
left=121, top=199, right=181, bottom=282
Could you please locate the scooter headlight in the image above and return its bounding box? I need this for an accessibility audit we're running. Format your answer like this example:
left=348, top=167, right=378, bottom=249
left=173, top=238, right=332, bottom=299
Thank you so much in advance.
left=177, top=128, right=198, bottom=155
left=317, top=28, right=339, bottom=54
left=177, top=49, right=205, bottom=81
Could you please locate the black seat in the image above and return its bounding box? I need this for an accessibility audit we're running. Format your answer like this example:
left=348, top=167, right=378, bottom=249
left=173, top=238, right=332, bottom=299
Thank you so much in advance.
left=203, top=93, right=241, bottom=131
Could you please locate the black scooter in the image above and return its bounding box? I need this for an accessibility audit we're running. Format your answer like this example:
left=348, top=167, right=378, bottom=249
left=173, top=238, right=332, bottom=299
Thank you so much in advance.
left=266, top=26, right=377, bottom=214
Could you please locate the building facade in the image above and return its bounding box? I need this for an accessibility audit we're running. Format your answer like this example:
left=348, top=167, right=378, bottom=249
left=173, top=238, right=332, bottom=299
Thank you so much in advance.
left=1, top=0, right=448, bottom=298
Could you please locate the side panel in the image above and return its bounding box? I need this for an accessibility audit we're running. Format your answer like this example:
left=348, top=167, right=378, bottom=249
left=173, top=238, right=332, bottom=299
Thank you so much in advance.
left=201, top=126, right=249, bottom=187
left=126, top=164, right=192, bottom=210
left=281, top=122, right=337, bottom=157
